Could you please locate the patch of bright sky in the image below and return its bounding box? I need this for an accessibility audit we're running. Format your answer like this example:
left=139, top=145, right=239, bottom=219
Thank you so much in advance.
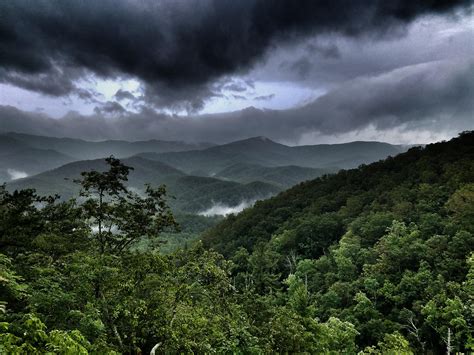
left=0, top=77, right=142, bottom=118
left=202, top=80, right=325, bottom=114
left=293, top=124, right=456, bottom=146
left=0, top=83, right=86, bottom=118
left=95, top=77, right=141, bottom=99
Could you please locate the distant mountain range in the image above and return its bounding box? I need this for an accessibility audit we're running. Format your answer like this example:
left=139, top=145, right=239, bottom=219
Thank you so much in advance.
left=4, top=132, right=214, bottom=160
left=0, top=132, right=213, bottom=183
left=138, top=136, right=408, bottom=175
left=6, top=156, right=280, bottom=214
left=2, top=132, right=413, bottom=215
left=0, top=134, right=76, bottom=181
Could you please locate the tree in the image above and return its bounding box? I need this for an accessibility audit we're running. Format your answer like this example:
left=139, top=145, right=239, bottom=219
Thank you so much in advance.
left=76, top=156, right=177, bottom=254
left=0, top=313, right=92, bottom=354
left=318, top=317, right=359, bottom=354
left=446, top=183, right=474, bottom=232
left=0, top=185, right=57, bottom=253
left=0, top=253, right=27, bottom=313
left=359, top=331, right=414, bottom=354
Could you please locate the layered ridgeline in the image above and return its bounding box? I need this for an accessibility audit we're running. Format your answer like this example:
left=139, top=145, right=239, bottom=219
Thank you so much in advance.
left=0, top=132, right=213, bottom=183
left=138, top=136, right=407, bottom=176
left=3, top=132, right=214, bottom=160
left=6, top=156, right=279, bottom=214
left=2, top=132, right=408, bottom=215
left=1, top=132, right=408, bottom=185
left=0, top=135, right=76, bottom=182
left=202, top=131, right=474, bottom=352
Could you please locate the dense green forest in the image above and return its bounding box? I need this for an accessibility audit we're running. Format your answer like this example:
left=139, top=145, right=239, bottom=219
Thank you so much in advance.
left=1, top=132, right=473, bottom=353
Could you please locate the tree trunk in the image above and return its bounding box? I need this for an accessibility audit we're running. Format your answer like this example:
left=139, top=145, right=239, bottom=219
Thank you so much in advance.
left=150, top=342, right=162, bottom=355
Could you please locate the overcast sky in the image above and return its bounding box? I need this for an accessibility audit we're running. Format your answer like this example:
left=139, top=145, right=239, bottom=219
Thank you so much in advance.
left=0, top=0, right=472, bottom=144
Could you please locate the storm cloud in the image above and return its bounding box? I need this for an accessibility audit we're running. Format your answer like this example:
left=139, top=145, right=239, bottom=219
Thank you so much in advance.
left=0, top=0, right=470, bottom=109
left=1, top=58, right=472, bottom=144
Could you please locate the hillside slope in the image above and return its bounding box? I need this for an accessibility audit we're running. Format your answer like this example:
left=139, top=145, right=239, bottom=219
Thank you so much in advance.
left=203, top=132, right=474, bottom=257
left=215, top=162, right=333, bottom=188
left=201, top=132, right=474, bottom=352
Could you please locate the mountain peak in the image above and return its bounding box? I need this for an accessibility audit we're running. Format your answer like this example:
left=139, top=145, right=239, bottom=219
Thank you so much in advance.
left=247, top=136, right=272, bottom=143
left=233, top=136, right=281, bottom=145
left=241, top=106, right=261, bottom=114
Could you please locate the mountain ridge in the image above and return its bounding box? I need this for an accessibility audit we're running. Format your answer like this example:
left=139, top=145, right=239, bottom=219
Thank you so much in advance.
left=6, top=156, right=281, bottom=214
left=3, top=131, right=215, bottom=160
left=138, top=136, right=407, bottom=175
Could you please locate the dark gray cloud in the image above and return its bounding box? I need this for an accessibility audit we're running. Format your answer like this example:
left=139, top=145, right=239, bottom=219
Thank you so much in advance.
left=254, top=94, right=275, bottom=101
left=0, top=0, right=470, bottom=109
left=0, top=66, right=79, bottom=96
left=1, top=59, right=472, bottom=144
left=281, top=57, right=313, bottom=79
left=76, top=89, right=102, bottom=103
left=252, top=13, right=474, bottom=89
left=224, top=83, right=248, bottom=93
left=280, top=41, right=341, bottom=80
left=305, top=42, right=341, bottom=59
left=114, top=89, right=136, bottom=102
left=93, top=101, right=127, bottom=116
left=291, top=59, right=474, bottom=137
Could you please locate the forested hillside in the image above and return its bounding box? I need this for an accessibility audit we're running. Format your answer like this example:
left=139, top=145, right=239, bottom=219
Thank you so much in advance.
left=215, top=162, right=333, bottom=188
left=203, top=132, right=473, bottom=257
left=1, top=132, right=473, bottom=353
left=202, top=131, right=474, bottom=352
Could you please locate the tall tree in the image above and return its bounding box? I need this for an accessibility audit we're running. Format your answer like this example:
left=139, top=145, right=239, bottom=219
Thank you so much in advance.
left=76, top=156, right=177, bottom=254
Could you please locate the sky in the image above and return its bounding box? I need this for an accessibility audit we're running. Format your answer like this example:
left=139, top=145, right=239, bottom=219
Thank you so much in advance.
left=0, top=0, right=472, bottom=145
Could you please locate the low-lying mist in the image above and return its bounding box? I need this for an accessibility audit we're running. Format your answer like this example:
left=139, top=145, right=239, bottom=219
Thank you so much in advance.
left=7, top=168, right=28, bottom=180
left=198, top=200, right=255, bottom=217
